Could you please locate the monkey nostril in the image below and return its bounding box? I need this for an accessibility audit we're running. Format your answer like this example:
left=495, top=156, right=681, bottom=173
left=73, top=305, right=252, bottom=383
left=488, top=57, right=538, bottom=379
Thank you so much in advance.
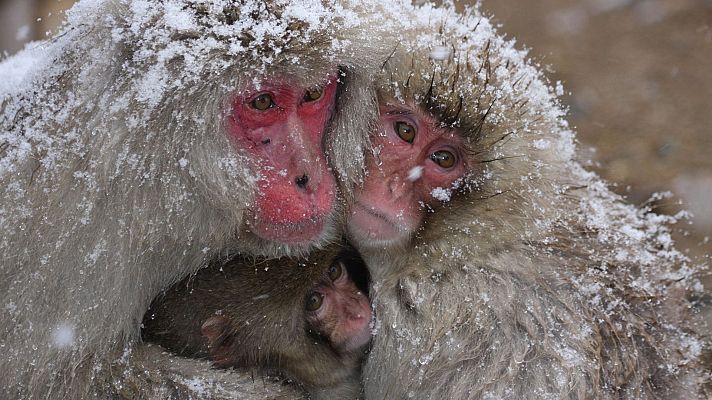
left=295, top=174, right=309, bottom=188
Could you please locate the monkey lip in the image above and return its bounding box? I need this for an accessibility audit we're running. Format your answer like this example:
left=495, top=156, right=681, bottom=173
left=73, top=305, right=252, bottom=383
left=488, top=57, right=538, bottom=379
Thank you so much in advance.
left=347, top=202, right=411, bottom=246
left=340, top=318, right=373, bottom=353
left=251, top=177, right=337, bottom=245
left=334, top=293, right=373, bottom=353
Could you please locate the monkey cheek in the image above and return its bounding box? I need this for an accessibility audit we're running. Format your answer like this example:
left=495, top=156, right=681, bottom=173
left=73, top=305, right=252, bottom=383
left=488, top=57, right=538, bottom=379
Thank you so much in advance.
left=332, top=304, right=373, bottom=354
left=347, top=202, right=417, bottom=249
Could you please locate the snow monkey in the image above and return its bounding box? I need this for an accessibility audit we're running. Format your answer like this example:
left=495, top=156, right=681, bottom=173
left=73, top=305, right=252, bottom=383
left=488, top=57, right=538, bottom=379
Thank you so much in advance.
left=0, top=0, right=404, bottom=398
left=142, top=245, right=371, bottom=400
left=350, top=6, right=709, bottom=400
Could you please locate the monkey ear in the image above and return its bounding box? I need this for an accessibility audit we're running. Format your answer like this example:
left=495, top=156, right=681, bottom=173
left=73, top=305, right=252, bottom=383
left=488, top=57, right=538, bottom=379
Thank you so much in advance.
left=201, top=316, right=237, bottom=368
left=201, top=315, right=230, bottom=343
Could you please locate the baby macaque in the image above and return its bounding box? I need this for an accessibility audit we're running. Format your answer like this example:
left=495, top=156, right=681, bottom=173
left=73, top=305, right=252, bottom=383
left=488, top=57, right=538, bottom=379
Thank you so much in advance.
left=142, top=246, right=371, bottom=400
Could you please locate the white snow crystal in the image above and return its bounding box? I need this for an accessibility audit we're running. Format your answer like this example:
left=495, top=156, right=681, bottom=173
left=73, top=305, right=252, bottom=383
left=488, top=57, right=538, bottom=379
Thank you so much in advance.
left=431, top=187, right=451, bottom=202
left=429, top=46, right=450, bottom=61
left=15, top=25, right=30, bottom=41
left=532, top=139, right=551, bottom=150
left=407, top=166, right=424, bottom=182
left=51, top=322, right=76, bottom=349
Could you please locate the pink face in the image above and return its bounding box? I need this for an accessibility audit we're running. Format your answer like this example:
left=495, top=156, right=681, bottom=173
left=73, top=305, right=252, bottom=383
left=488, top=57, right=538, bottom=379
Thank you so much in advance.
left=227, top=74, right=339, bottom=245
left=306, top=261, right=372, bottom=353
left=348, top=101, right=467, bottom=248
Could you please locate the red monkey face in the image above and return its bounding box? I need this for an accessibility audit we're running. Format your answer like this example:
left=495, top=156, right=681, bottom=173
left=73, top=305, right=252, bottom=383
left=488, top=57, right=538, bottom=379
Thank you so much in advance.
left=348, top=101, right=467, bottom=248
left=305, top=260, right=372, bottom=354
left=228, top=74, right=339, bottom=245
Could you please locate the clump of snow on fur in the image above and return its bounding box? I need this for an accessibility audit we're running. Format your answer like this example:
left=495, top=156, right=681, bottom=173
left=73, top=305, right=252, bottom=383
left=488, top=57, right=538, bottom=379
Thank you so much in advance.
left=51, top=322, right=76, bottom=349
left=429, top=46, right=450, bottom=60
left=407, top=165, right=424, bottom=182
left=431, top=187, right=451, bottom=202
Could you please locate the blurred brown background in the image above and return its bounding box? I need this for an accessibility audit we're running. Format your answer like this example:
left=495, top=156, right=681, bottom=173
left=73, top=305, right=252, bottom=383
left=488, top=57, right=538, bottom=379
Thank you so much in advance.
left=2, top=0, right=711, bottom=267
left=476, top=0, right=712, bottom=267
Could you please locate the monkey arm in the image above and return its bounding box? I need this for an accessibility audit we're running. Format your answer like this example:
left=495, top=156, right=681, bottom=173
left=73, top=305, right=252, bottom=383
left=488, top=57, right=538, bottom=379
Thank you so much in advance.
left=103, top=343, right=305, bottom=400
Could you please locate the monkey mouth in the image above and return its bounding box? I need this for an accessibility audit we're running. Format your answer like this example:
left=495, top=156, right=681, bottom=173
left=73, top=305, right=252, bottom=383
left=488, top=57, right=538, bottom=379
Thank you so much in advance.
left=339, top=319, right=373, bottom=354
left=347, top=202, right=412, bottom=247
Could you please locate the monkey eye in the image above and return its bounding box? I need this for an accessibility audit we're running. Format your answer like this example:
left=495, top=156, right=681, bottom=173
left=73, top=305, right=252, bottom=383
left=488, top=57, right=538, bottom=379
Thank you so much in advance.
left=303, top=86, right=323, bottom=102
left=250, top=93, right=275, bottom=111
left=394, top=121, right=415, bottom=143
left=306, top=292, right=324, bottom=311
left=328, top=262, right=344, bottom=281
left=430, top=150, right=457, bottom=168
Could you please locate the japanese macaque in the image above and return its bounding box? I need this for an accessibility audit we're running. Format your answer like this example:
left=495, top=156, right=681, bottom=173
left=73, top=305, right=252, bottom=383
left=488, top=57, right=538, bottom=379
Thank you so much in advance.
left=0, top=0, right=400, bottom=398
left=142, top=246, right=371, bottom=400
left=352, top=6, right=708, bottom=400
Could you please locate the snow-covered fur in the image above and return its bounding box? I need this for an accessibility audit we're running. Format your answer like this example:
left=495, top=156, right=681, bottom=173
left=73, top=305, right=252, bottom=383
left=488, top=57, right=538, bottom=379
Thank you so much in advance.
left=0, top=0, right=707, bottom=399
left=0, top=0, right=403, bottom=398
left=361, top=4, right=709, bottom=399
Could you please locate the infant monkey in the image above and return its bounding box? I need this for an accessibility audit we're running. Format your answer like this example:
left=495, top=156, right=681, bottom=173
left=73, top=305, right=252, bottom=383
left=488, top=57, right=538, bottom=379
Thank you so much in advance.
left=142, top=246, right=372, bottom=400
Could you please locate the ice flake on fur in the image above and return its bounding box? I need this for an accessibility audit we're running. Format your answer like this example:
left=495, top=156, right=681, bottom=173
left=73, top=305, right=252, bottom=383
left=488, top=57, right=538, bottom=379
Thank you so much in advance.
left=429, top=46, right=450, bottom=60
left=407, top=165, right=424, bottom=182
left=51, top=322, right=76, bottom=349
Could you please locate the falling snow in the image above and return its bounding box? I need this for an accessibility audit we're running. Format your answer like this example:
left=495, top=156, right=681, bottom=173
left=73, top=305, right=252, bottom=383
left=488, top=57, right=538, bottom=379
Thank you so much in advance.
left=407, top=166, right=424, bottom=182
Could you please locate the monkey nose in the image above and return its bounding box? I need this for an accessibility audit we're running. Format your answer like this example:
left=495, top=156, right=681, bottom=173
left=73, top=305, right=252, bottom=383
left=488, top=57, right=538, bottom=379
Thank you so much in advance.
left=295, top=174, right=309, bottom=189
left=387, top=174, right=409, bottom=198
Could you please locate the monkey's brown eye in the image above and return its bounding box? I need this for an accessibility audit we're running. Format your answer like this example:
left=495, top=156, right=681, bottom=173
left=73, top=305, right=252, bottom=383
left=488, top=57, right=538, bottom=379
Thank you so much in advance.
left=304, top=87, right=323, bottom=102
left=250, top=94, right=274, bottom=110
left=328, top=262, right=344, bottom=281
left=430, top=150, right=456, bottom=168
left=394, top=121, right=415, bottom=143
left=306, top=292, right=324, bottom=311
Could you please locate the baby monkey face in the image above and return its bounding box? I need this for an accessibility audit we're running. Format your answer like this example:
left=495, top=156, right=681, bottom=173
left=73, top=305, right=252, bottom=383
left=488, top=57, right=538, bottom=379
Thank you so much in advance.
left=304, top=257, right=372, bottom=353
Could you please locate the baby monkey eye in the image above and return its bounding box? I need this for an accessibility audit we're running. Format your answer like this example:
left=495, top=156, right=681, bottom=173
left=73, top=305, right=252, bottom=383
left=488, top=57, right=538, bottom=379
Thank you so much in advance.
left=306, top=292, right=324, bottom=311
left=328, top=262, right=344, bottom=281
left=394, top=121, right=416, bottom=143
left=430, top=150, right=456, bottom=168
left=250, top=94, right=275, bottom=110
left=303, top=86, right=323, bottom=102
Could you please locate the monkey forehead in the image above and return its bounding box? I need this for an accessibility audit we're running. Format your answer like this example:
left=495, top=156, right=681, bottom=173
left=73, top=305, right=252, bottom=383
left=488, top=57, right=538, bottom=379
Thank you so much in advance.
left=231, top=68, right=340, bottom=95
left=231, top=71, right=340, bottom=100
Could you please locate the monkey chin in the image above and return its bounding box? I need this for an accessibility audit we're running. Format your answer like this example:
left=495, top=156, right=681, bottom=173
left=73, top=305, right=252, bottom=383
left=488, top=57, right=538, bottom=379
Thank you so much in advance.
left=338, top=325, right=373, bottom=355
left=331, top=307, right=373, bottom=355
left=244, top=210, right=339, bottom=257
left=347, top=202, right=414, bottom=250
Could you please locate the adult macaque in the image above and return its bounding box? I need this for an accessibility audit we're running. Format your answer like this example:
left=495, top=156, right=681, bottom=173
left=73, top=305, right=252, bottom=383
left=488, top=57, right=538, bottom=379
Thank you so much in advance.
left=142, top=246, right=371, bottom=400
left=0, top=0, right=401, bottom=397
left=353, top=5, right=708, bottom=400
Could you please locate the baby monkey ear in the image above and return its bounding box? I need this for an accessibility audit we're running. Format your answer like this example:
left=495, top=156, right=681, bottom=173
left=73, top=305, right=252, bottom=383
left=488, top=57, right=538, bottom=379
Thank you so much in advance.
left=201, top=315, right=237, bottom=368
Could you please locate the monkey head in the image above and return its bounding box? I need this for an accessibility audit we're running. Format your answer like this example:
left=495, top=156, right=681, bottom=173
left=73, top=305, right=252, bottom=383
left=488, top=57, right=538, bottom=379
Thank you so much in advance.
left=302, top=254, right=372, bottom=354
left=348, top=99, right=468, bottom=249
left=227, top=73, right=340, bottom=246
left=199, top=248, right=372, bottom=371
